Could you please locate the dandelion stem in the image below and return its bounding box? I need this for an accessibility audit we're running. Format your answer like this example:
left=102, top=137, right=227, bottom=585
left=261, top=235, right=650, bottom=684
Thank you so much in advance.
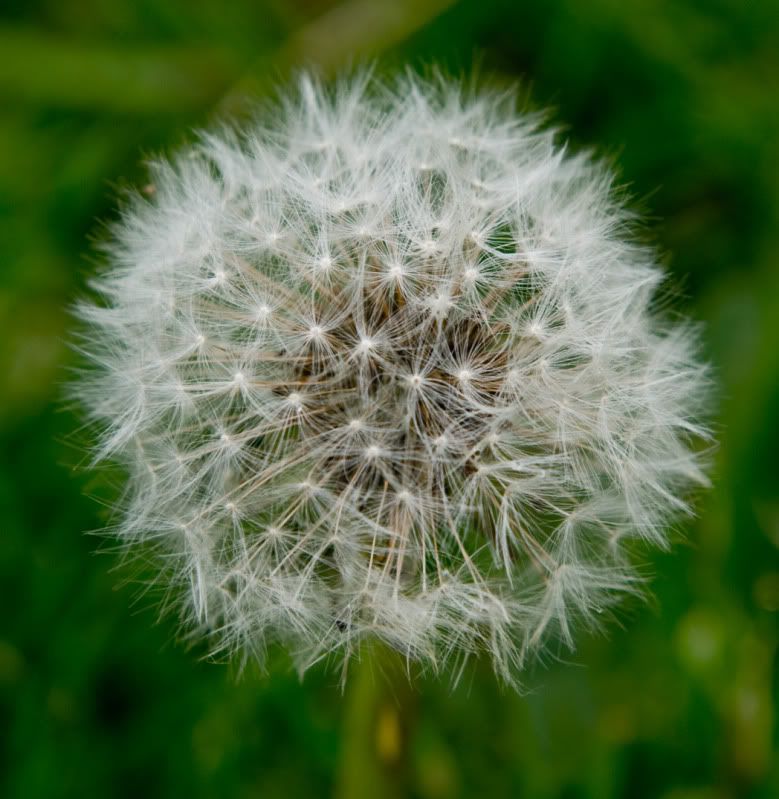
left=336, top=642, right=413, bottom=799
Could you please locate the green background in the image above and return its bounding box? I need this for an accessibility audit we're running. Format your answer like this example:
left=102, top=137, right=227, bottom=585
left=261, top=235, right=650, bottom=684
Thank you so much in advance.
left=1, top=1, right=777, bottom=797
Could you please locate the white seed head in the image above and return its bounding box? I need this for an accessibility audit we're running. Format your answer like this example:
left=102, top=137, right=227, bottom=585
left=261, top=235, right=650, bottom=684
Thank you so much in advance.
left=75, top=72, right=710, bottom=684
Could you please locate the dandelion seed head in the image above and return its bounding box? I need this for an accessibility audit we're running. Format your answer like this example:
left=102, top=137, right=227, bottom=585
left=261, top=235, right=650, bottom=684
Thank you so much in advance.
left=75, top=71, right=710, bottom=684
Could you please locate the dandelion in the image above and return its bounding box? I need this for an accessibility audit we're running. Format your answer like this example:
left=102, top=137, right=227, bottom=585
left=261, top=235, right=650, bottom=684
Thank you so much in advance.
left=75, top=72, right=710, bottom=683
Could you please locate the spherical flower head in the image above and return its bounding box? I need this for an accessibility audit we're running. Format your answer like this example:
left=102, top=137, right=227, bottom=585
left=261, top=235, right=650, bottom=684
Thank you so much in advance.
left=76, top=72, right=710, bottom=684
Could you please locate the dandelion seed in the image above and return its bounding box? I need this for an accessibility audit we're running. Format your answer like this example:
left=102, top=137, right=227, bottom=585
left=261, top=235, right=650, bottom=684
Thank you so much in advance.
left=75, top=71, right=710, bottom=685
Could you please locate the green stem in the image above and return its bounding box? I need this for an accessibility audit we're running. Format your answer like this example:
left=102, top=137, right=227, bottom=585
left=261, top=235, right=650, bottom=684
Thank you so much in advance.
left=335, top=642, right=415, bottom=799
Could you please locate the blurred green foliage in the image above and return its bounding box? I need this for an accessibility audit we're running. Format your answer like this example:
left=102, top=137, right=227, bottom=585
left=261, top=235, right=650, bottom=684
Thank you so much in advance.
left=1, top=1, right=777, bottom=797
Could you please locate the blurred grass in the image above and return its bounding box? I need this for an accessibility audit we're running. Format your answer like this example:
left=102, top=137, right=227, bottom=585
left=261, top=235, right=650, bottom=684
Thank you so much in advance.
left=1, top=1, right=778, bottom=797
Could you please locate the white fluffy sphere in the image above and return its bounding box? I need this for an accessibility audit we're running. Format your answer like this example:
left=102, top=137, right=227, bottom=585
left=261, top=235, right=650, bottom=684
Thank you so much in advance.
left=77, top=72, right=709, bottom=682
